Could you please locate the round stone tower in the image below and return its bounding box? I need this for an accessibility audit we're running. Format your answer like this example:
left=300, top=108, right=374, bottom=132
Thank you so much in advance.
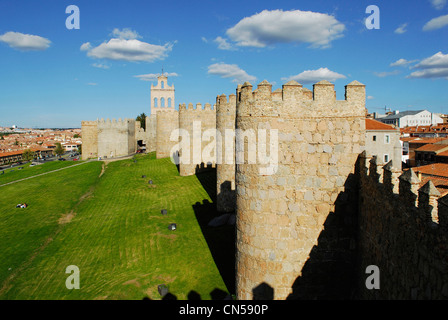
left=235, top=79, right=366, bottom=299
left=216, top=92, right=237, bottom=212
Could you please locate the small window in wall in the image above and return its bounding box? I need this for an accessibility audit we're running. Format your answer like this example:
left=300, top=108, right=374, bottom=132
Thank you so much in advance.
left=154, top=98, right=158, bottom=107
left=161, top=97, right=165, bottom=107
left=384, top=154, right=389, bottom=163
left=372, top=135, right=376, bottom=141
left=161, top=81, right=165, bottom=89
left=168, top=98, right=172, bottom=108
left=385, top=135, right=390, bottom=144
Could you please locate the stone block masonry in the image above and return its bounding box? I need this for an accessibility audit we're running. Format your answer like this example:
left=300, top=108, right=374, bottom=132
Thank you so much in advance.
left=178, top=103, right=216, bottom=176
left=81, top=121, right=98, bottom=160
left=358, top=154, right=448, bottom=300
left=216, top=92, right=237, bottom=213
left=156, top=111, right=179, bottom=159
left=235, top=79, right=366, bottom=300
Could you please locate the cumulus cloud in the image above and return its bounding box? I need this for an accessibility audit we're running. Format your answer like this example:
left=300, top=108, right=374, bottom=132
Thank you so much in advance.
left=430, top=0, right=447, bottom=10
left=394, top=23, right=408, bottom=34
left=80, top=42, right=91, bottom=51
left=111, top=28, right=141, bottom=40
left=0, top=31, right=51, bottom=51
left=407, top=51, right=448, bottom=79
left=282, top=67, right=346, bottom=84
left=213, top=36, right=236, bottom=51
left=81, top=28, right=174, bottom=62
left=134, top=72, right=178, bottom=81
left=225, top=9, right=345, bottom=49
left=207, top=63, right=256, bottom=83
left=413, top=51, right=448, bottom=68
left=390, top=58, right=417, bottom=67
left=423, top=14, right=448, bottom=31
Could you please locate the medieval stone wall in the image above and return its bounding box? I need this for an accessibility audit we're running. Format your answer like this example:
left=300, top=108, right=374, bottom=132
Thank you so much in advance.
left=216, top=93, right=237, bottom=212
left=156, top=110, right=179, bottom=159
left=357, top=155, right=448, bottom=299
left=235, top=79, right=366, bottom=300
left=97, top=118, right=136, bottom=158
left=81, top=120, right=98, bottom=160
left=178, top=103, right=216, bottom=176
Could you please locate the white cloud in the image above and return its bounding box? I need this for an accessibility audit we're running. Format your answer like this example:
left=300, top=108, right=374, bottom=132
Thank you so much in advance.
left=111, top=28, right=141, bottom=40
left=80, top=42, right=91, bottom=51
left=207, top=63, right=256, bottom=83
left=367, top=96, right=374, bottom=100
left=92, top=63, right=110, bottom=69
left=225, top=9, right=345, bottom=49
left=413, top=51, right=448, bottom=68
left=423, top=14, right=448, bottom=31
left=282, top=67, right=346, bottom=84
left=0, top=31, right=51, bottom=51
left=430, top=0, right=447, bottom=10
left=374, top=70, right=401, bottom=77
left=408, top=68, right=448, bottom=79
left=407, top=51, right=448, bottom=79
left=213, top=36, right=236, bottom=51
left=83, top=38, right=174, bottom=62
left=390, top=58, right=417, bottom=67
left=134, top=72, right=178, bottom=81
left=87, top=83, right=98, bottom=86
left=394, top=23, right=408, bottom=34
left=201, top=37, right=208, bottom=43
left=81, top=29, right=174, bottom=62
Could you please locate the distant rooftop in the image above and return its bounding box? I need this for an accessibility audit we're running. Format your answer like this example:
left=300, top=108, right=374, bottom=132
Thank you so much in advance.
left=365, top=118, right=397, bottom=131
left=381, top=110, right=426, bottom=120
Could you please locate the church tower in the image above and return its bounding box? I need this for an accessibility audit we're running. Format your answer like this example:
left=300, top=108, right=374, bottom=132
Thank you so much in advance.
left=150, top=73, right=175, bottom=113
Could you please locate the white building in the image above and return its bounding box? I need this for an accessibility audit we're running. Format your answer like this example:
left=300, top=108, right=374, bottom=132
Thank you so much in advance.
left=376, top=110, right=443, bottom=128
left=365, top=119, right=403, bottom=169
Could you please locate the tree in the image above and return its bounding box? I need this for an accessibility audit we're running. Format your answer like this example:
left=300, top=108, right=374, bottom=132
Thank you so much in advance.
left=77, top=144, right=82, bottom=155
left=136, top=112, right=147, bottom=130
left=54, top=142, right=65, bottom=158
left=73, top=134, right=80, bottom=138
left=22, top=149, right=35, bottom=162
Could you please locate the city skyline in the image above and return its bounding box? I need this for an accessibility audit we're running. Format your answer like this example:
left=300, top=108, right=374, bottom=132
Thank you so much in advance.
left=0, top=0, right=448, bottom=128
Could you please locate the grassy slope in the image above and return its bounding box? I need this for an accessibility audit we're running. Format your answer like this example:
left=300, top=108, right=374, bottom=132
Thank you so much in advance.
left=0, top=153, right=228, bottom=300
left=0, top=160, right=82, bottom=186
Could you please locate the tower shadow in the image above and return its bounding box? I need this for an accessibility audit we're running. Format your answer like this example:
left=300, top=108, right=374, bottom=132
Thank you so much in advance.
left=286, top=163, right=362, bottom=300
left=193, top=168, right=236, bottom=296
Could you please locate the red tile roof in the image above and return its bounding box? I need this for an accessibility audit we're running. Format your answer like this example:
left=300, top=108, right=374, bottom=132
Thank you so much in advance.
left=415, top=144, right=448, bottom=153
left=414, top=163, right=448, bottom=178
left=403, top=137, right=448, bottom=144
left=365, top=118, right=397, bottom=131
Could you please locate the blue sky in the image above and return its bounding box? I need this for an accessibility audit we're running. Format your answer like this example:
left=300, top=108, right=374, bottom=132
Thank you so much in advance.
left=0, top=0, right=447, bottom=128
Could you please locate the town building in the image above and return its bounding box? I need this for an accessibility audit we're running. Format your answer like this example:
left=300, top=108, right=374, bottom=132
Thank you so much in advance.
left=376, top=110, right=443, bottom=128
left=365, top=118, right=402, bottom=169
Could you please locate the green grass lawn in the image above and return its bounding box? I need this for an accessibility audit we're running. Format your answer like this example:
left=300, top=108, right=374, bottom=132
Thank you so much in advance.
left=0, top=153, right=231, bottom=300
left=0, top=160, right=83, bottom=186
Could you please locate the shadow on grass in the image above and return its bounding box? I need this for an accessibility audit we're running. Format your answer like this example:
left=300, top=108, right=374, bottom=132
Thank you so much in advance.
left=143, top=288, right=229, bottom=300
left=193, top=168, right=236, bottom=296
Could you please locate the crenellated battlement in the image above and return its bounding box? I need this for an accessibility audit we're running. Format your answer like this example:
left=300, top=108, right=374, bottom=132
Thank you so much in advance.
left=215, top=93, right=237, bottom=114
left=359, top=152, right=448, bottom=229
left=97, top=118, right=135, bottom=129
left=237, top=79, right=365, bottom=119
left=358, top=151, right=448, bottom=299
left=179, top=102, right=216, bottom=113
